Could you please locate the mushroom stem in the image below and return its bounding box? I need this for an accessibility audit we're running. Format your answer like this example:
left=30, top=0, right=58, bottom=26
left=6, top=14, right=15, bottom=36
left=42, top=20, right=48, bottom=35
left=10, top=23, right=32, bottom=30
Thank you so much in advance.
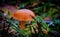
left=20, top=21, right=26, bottom=29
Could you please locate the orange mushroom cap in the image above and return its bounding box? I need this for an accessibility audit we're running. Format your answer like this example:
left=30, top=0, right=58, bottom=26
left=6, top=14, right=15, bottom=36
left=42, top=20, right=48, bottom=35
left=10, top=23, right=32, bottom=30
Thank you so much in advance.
left=12, top=9, right=36, bottom=29
left=12, top=9, right=36, bottom=21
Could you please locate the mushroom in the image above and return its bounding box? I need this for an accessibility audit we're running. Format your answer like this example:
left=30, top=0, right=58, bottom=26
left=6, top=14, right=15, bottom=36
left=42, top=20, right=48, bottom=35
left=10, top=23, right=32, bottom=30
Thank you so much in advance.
left=12, top=9, right=36, bottom=29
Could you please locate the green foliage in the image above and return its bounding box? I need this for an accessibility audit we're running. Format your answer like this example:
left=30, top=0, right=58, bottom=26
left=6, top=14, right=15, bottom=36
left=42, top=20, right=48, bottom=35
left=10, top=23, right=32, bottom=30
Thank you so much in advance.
left=6, top=2, right=60, bottom=37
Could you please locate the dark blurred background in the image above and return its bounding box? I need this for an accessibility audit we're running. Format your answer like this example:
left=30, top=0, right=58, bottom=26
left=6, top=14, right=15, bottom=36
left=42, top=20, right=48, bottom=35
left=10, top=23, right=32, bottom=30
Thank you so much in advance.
left=0, top=0, right=60, bottom=6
